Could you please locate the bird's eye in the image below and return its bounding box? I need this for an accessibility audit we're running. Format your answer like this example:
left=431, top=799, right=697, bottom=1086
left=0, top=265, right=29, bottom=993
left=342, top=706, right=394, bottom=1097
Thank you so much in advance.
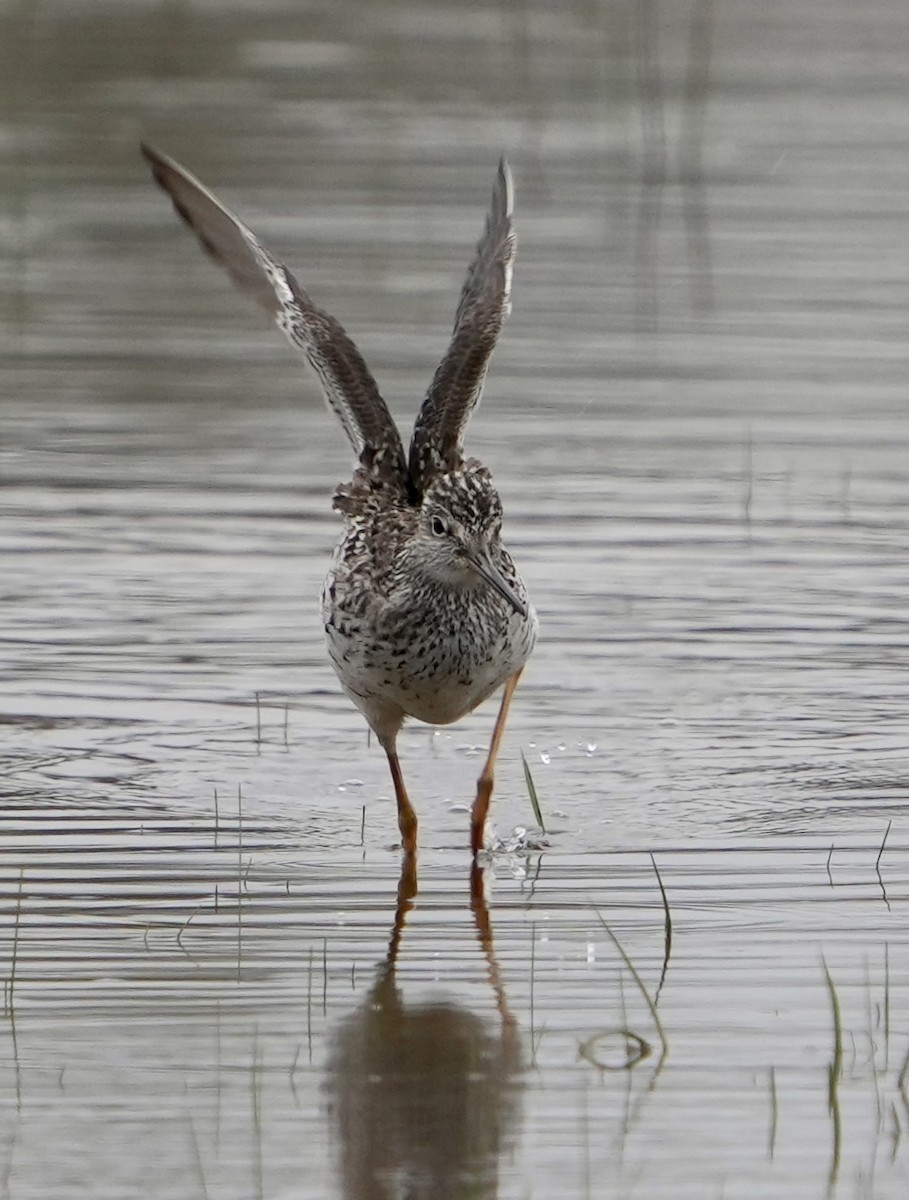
left=431, top=516, right=447, bottom=537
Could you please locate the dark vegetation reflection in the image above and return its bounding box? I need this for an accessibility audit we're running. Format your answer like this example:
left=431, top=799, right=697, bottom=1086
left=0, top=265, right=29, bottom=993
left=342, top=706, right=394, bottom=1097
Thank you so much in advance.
left=326, top=860, right=522, bottom=1199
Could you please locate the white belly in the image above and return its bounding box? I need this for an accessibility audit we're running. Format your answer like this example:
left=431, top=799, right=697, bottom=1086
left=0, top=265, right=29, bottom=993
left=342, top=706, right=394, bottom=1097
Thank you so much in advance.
left=324, top=593, right=538, bottom=731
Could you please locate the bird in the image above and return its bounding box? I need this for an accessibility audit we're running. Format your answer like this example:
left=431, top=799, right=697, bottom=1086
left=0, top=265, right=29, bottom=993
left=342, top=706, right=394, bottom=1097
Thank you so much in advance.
left=142, top=143, right=538, bottom=856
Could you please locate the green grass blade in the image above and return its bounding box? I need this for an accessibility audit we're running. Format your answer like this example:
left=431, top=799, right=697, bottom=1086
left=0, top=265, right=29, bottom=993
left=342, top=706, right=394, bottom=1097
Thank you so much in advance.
left=520, top=751, right=545, bottom=832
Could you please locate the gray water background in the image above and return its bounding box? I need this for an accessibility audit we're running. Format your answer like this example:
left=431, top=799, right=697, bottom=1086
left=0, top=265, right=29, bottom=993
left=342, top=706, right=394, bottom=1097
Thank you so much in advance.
left=2, top=1, right=909, bottom=1196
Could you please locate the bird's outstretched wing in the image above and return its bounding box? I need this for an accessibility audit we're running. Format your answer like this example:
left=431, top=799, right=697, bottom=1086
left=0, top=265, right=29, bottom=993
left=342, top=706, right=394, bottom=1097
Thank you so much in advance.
left=408, top=159, right=516, bottom=495
left=142, top=144, right=407, bottom=480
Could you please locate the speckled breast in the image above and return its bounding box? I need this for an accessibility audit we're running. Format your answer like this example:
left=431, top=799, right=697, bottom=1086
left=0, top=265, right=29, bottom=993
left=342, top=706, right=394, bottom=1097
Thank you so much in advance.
left=323, top=573, right=538, bottom=726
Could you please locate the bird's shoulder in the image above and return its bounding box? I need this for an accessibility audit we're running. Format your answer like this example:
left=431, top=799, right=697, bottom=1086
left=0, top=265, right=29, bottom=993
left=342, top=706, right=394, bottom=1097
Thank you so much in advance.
left=330, top=463, right=419, bottom=601
left=331, top=456, right=412, bottom=522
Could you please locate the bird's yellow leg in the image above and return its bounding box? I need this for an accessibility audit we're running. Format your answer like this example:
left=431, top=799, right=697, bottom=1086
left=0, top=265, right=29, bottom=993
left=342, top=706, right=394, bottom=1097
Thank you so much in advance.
left=385, top=742, right=418, bottom=855
left=471, top=668, right=524, bottom=856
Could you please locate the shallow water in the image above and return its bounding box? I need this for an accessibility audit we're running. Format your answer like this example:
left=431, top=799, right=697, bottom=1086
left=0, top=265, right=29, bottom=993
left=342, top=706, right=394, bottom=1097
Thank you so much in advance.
left=3, top=0, right=909, bottom=1196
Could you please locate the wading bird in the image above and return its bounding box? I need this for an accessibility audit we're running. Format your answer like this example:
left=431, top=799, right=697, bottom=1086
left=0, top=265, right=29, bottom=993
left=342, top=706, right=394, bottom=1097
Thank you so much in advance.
left=142, top=144, right=538, bottom=855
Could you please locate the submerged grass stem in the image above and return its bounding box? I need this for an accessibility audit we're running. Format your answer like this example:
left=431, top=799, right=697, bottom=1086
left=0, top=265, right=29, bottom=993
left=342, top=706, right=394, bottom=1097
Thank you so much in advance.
left=594, top=908, right=668, bottom=1067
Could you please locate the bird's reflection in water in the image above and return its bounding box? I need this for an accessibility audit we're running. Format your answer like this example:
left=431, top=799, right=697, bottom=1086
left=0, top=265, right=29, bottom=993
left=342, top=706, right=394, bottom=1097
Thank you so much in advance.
left=326, top=857, right=523, bottom=1199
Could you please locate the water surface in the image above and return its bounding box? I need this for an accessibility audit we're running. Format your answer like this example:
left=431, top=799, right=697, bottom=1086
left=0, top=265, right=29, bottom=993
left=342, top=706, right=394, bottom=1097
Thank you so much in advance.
left=2, top=0, right=909, bottom=1196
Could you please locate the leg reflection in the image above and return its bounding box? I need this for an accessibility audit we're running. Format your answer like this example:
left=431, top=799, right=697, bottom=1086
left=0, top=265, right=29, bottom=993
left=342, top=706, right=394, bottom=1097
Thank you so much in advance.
left=381, top=848, right=418, bottom=982
left=326, top=856, right=523, bottom=1199
left=470, top=860, right=516, bottom=1032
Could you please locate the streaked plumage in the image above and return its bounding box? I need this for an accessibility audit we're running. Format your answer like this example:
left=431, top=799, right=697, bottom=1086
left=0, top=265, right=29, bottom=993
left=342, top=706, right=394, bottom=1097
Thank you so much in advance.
left=142, top=144, right=537, bottom=854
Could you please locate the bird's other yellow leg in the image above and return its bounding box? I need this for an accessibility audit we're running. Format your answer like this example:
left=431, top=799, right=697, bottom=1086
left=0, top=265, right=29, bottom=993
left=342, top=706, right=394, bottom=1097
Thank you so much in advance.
left=383, top=737, right=418, bottom=855
left=471, top=668, right=524, bottom=856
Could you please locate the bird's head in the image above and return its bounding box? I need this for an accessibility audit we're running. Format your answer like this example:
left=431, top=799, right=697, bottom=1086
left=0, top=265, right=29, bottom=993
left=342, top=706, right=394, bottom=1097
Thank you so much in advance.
left=408, top=463, right=527, bottom=617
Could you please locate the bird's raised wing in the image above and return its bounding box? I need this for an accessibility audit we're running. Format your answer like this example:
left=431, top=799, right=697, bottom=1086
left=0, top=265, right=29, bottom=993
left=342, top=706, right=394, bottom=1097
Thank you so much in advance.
left=142, top=144, right=407, bottom=480
left=408, top=159, right=516, bottom=494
